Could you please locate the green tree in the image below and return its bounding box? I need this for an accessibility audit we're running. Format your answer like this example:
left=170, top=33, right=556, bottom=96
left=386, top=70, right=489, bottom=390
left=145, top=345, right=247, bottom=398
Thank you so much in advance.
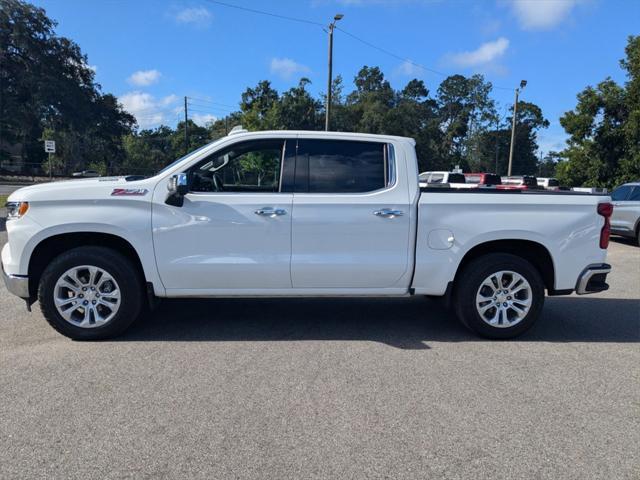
left=436, top=74, right=497, bottom=169
left=0, top=0, right=134, bottom=174
left=279, top=78, right=322, bottom=130
left=239, top=80, right=281, bottom=130
left=557, top=35, right=639, bottom=188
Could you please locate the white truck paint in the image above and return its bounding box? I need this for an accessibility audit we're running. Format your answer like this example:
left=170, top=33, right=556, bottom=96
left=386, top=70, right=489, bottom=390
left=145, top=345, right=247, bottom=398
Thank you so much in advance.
left=2, top=130, right=613, bottom=340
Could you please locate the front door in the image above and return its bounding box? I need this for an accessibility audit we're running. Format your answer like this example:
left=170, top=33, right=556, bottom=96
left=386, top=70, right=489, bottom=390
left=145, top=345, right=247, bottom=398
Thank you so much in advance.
left=152, top=138, right=293, bottom=293
left=290, top=138, right=412, bottom=289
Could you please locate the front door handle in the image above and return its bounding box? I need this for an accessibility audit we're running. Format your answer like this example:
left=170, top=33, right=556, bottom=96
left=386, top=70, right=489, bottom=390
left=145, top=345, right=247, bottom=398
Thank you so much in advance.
left=373, top=208, right=404, bottom=218
left=255, top=208, right=287, bottom=217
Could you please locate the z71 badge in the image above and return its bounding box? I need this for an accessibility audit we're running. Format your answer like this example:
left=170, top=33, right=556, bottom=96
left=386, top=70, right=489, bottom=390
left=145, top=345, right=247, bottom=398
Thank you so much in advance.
left=111, top=188, right=149, bottom=196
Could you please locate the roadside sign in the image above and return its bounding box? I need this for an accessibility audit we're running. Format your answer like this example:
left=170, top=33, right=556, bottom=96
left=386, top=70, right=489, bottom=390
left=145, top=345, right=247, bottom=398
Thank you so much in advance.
left=44, top=140, right=56, bottom=153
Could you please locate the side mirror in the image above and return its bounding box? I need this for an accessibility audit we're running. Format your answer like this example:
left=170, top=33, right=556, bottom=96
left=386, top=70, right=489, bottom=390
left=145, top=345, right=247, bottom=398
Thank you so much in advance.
left=166, top=173, right=188, bottom=206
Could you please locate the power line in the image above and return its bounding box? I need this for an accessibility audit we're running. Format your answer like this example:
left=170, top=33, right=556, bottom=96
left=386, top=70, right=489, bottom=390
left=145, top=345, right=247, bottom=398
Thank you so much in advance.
left=335, top=26, right=514, bottom=91
left=202, top=0, right=518, bottom=92
left=186, top=96, right=238, bottom=109
left=202, top=0, right=324, bottom=27
left=186, top=102, right=235, bottom=112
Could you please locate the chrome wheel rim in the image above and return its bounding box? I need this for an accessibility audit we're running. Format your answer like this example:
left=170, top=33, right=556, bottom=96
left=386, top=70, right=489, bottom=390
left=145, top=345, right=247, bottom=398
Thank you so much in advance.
left=53, top=265, right=121, bottom=328
left=475, top=270, right=532, bottom=328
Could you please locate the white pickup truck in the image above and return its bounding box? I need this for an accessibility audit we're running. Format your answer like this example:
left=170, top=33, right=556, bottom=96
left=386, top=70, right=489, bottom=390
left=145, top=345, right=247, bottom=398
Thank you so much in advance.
left=2, top=129, right=613, bottom=340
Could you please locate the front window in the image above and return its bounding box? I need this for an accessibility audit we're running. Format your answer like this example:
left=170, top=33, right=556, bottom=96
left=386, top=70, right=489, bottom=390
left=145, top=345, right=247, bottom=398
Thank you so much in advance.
left=188, top=139, right=285, bottom=193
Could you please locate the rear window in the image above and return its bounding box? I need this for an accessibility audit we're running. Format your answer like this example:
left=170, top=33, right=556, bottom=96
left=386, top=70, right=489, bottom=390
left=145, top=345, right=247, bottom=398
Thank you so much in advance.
left=296, top=139, right=386, bottom=193
left=448, top=173, right=466, bottom=184
left=523, top=176, right=538, bottom=187
left=547, top=179, right=560, bottom=187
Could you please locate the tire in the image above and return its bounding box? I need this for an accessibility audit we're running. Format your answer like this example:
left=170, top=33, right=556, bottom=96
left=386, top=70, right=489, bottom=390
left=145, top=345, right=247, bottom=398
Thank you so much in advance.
left=453, top=253, right=545, bottom=339
left=38, top=246, right=143, bottom=340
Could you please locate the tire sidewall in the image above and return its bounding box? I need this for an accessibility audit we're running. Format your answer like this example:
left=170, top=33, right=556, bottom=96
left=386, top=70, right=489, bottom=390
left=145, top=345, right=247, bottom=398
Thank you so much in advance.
left=455, top=254, right=545, bottom=339
left=38, top=247, right=142, bottom=340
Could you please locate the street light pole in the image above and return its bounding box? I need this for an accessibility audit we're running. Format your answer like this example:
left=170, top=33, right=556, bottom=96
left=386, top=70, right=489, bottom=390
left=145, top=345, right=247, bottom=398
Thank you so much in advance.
left=507, top=80, right=527, bottom=177
left=325, top=13, right=343, bottom=131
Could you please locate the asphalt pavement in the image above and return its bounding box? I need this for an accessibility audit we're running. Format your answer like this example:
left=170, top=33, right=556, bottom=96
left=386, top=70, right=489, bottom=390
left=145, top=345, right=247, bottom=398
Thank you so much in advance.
left=0, top=224, right=638, bottom=479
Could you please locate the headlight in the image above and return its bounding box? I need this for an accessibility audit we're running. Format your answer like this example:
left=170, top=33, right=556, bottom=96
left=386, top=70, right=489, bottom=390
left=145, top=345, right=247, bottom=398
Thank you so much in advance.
left=6, top=201, right=29, bottom=220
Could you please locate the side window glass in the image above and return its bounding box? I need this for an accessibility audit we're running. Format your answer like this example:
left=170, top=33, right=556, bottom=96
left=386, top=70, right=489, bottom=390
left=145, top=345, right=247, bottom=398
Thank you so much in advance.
left=296, top=140, right=386, bottom=193
left=430, top=174, right=444, bottom=184
left=188, top=140, right=284, bottom=193
left=611, top=186, right=632, bottom=201
left=629, top=187, right=640, bottom=201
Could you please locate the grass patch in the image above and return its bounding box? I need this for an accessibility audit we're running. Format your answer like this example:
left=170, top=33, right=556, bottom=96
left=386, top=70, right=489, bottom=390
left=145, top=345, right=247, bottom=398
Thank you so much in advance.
left=0, top=195, right=8, bottom=206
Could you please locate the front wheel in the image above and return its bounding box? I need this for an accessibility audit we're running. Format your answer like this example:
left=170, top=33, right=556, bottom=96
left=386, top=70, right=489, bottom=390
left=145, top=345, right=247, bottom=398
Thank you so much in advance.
left=454, top=253, right=545, bottom=339
left=38, top=246, right=143, bottom=340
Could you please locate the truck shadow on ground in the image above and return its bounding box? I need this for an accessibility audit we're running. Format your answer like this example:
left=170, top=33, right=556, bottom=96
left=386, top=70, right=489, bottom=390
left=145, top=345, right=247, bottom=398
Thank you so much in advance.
left=121, top=296, right=640, bottom=349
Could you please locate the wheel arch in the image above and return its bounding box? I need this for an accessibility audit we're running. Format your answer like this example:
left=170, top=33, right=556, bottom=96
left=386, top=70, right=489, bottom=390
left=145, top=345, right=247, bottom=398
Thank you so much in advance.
left=453, top=239, right=556, bottom=293
left=28, top=232, right=147, bottom=297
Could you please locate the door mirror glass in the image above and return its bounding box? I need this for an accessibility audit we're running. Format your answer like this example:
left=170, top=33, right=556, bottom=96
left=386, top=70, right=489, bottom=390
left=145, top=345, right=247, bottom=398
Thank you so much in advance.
left=166, top=173, right=189, bottom=206
left=168, top=173, right=189, bottom=196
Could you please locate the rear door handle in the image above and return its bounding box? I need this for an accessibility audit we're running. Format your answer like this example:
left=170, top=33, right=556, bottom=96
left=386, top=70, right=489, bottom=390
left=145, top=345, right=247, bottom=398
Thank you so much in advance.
left=373, top=209, right=404, bottom=218
left=255, top=208, right=287, bottom=217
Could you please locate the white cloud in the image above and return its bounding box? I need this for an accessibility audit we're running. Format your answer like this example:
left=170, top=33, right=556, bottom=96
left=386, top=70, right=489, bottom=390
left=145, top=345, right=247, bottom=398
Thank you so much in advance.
left=270, top=57, right=311, bottom=80
left=507, top=0, right=581, bottom=30
left=175, top=7, right=213, bottom=27
left=449, top=37, right=509, bottom=68
left=192, top=113, right=217, bottom=126
left=394, top=60, right=423, bottom=77
left=128, top=69, right=161, bottom=87
left=118, top=91, right=180, bottom=129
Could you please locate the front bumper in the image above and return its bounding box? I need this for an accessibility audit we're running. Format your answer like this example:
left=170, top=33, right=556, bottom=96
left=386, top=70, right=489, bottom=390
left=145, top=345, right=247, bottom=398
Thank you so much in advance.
left=575, top=263, right=611, bottom=295
left=1, top=262, right=29, bottom=299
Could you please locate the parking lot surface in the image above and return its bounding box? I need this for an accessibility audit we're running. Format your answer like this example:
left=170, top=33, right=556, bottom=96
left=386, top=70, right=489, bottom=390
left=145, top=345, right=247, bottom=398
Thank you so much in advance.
left=1, top=225, right=638, bottom=479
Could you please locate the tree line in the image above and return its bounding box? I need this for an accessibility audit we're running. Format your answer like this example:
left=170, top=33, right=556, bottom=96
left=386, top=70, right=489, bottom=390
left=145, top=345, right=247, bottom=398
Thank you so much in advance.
left=1, top=0, right=638, bottom=188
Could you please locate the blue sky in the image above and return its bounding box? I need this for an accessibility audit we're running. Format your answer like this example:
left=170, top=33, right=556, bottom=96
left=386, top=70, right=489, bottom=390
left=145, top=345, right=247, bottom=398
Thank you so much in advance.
left=33, top=0, right=639, bottom=154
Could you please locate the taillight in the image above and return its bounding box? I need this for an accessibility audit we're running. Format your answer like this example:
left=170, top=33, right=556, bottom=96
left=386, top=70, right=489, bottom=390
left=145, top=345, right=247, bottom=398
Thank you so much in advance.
left=597, top=202, right=613, bottom=249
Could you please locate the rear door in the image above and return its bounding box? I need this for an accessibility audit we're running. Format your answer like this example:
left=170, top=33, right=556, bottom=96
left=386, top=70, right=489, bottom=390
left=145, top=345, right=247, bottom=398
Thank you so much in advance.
left=289, top=138, right=412, bottom=289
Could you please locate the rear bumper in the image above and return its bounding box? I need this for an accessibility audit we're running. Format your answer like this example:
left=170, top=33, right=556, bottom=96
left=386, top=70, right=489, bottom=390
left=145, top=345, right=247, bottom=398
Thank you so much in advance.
left=1, top=262, right=29, bottom=299
left=575, top=263, right=611, bottom=295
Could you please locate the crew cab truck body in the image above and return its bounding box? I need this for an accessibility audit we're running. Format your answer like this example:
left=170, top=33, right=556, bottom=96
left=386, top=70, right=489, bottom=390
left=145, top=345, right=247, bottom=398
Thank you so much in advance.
left=2, top=130, right=613, bottom=340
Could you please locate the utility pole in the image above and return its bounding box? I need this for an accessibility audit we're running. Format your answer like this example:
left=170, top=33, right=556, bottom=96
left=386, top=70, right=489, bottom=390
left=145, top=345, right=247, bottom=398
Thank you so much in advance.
left=325, top=13, right=344, bottom=131
left=184, top=96, right=189, bottom=154
left=507, top=80, right=527, bottom=176
left=494, top=116, right=500, bottom=175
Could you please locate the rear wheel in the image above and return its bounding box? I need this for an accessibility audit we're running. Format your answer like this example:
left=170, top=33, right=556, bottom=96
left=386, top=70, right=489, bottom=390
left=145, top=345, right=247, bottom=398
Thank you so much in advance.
left=38, top=246, right=143, bottom=340
left=454, top=253, right=545, bottom=339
